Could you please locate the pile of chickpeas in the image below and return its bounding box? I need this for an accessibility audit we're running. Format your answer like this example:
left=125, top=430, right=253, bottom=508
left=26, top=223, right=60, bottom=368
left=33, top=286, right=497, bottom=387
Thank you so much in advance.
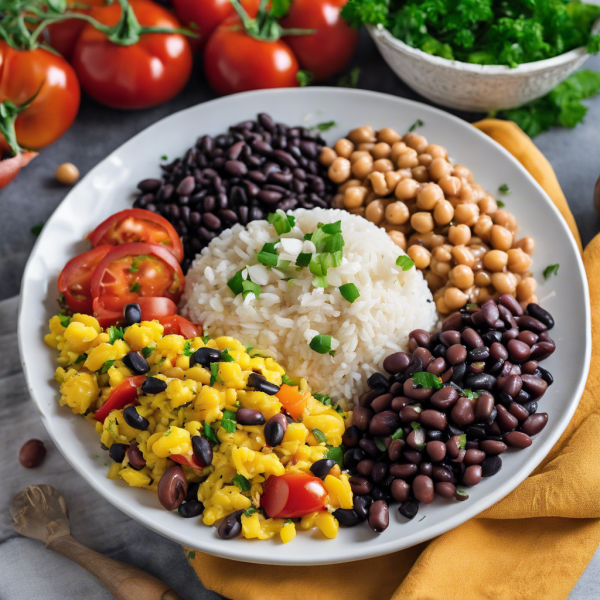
left=320, top=126, right=538, bottom=314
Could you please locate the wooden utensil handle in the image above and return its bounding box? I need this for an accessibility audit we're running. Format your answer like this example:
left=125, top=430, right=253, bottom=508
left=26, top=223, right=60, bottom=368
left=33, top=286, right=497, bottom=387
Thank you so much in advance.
left=47, top=533, right=184, bottom=600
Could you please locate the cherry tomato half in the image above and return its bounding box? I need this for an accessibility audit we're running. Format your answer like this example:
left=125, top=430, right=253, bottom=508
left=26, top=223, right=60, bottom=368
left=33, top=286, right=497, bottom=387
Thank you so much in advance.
left=90, top=242, right=185, bottom=307
left=58, top=245, right=112, bottom=314
left=0, top=151, right=37, bottom=189
left=170, top=453, right=205, bottom=469
left=260, top=473, right=328, bottom=518
left=204, top=15, right=299, bottom=95
left=280, top=0, right=358, bottom=82
left=158, top=315, right=200, bottom=339
left=71, top=0, right=193, bottom=109
left=0, top=41, right=80, bottom=152
left=93, top=295, right=177, bottom=328
left=88, top=209, right=184, bottom=263
left=94, top=375, right=146, bottom=423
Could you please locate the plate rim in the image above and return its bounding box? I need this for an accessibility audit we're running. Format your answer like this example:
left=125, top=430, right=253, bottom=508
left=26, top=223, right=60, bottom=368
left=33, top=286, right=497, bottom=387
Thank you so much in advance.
left=18, top=86, right=592, bottom=565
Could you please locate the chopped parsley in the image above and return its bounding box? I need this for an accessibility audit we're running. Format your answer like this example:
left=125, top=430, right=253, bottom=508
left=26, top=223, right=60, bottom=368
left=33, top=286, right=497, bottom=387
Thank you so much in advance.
left=326, top=445, right=344, bottom=466
left=129, top=256, right=144, bottom=273
left=310, top=334, right=335, bottom=356
left=108, top=326, right=124, bottom=344
left=267, top=209, right=296, bottom=235
left=408, top=119, right=424, bottom=132
left=543, top=263, right=559, bottom=279
left=396, top=255, right=415, bottom=271
left=296, top=70, right=314, bottom=87
left=412, top=372, right=443, bottom=390
left=204, top=423, right=219, bottom=444
left=31, top=222, right=44, bottom=236
left=312, top=428, right=328, bottom=444
left=232, top=474, right=251, bottom=492
left=221, top=349, right=235, bottom=362
left=75, top=354, right=86, bottom=364
left=187, top=550, right=196, bottom=560
left=418, top=515, right=426, bottom=522
left=161, top=155, right=168, bottom=161
left=496, top=200, right=506, bottom=208
left=312, top=121, right=337, bottom=132
left=462, top=389, right=482, bottom=400
left=201, top=335, right=210, bottom=344
left=374, top=437, right=387, bottom=452
left=182, top=341, right=193, bottom=356
left=220, top=410, right=237, bottom=434
left=58, top=311, right=71, bottom=328
left=244, top=506, right=257, bottom=517
left=141, top=346, right=154, bottom=358
left=129, top=281, right=141, bottom=293
left=313, top=393, right=332, bottom=406
left=163, top=429, right=172, bottom=437
left=337, top=66, right=360, bottom=88
left=281, top=374, right=298, bottom=386
left=339, top=282, right=360, bottom=303
left=498, top=183, right=511, bottom=194
left=100, top=360, right=115, bottom=374
left=209, top=362, right=221, bottom=386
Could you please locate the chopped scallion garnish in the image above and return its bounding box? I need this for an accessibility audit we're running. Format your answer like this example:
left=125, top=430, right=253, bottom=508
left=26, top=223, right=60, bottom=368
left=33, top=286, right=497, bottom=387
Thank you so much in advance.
left=339, top=283, right=360, bottom=303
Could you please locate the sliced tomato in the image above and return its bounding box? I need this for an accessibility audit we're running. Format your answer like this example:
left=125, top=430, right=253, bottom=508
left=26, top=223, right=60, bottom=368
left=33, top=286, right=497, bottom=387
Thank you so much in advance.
left=90, top=242, right=184, bottom=308
left=0, top=151, right=38, bottom=189
left=276, top=384, right=309, bottom=420
left=158, top=315, right=201, bottom=339
left=58, top=245, right=112, bottom=314
left=94, top=375, right=146, bottom=423
left=93, top=295, right=177, bottom=328
left=170, top=453, right=205, bottom=469
left=88, top=209, right=184, bottom=263
left=260, top=473, right=328, bottom=519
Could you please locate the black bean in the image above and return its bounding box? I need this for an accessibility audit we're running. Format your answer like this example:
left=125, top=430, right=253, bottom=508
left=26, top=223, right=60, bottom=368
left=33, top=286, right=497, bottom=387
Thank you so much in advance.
left=334, top=508, right=361, bottom=527
left=192, top=435, right=213, bottom=466
left=124, top=303, right=142, bottom=325
left=310, top=458, right=336, bottom=479
left=123, top=352, right=150, bottom=375
left=192, top=347, right=222, bottom=367
left=538, top=366, right=553, bottom=386
left=142, top=377, right=167, bottom=395
left=343, top=448, right=366, bottom=470
left=247, top=373, right=280, bottom=395
left=368, top=372, right=390, bottom=390
left=398, top=500, right=419, bottom=520
left=463, top=372, right=496, bottom=391
left=235, top=408, right=266, bottom=426
left=342, top=425, right=362, bottom=447
left=264, top=416, right=284, bottom=447
left=138, top=178, right=162, bottom=193
left=480, top=455, right=502, bottom=477
left=127, top=440, right=146, bottom=470
left=353, top=495, right=372, bottom=520
left=123, top=406, right=149, bottom=430
left=109, top=443, right=127, bottom=463
left=218, top=510, right=245, bottom=539
left=178, top=499, right=205, bottom=518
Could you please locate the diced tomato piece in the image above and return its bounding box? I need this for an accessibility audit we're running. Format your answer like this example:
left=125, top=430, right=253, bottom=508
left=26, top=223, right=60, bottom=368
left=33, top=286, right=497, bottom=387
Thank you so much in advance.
left=94, top=375, right=146, bottom=423
left=276, top=384, right=309, bottom=420
left=158, top=315, right=201, bottom=339
left=260, top=473, right=328, bottom=519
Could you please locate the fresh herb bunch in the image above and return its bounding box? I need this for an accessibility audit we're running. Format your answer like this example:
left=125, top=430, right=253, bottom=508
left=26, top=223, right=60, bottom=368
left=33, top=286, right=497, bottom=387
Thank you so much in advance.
left=341, top=0, right=600, bottom=68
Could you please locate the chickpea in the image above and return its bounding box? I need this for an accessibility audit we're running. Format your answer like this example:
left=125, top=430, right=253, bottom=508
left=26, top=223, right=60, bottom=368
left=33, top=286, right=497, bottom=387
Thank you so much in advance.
left=357, top=142, right=375, bottom=152
left=491, top=272, right=517, bottom=295
left=425, top=233, right=445, bottom=248
left=319, top=147, right=337, bottom=166
left=404, top=133, right=428, bottom=154
left=445, top=286, right=468, bottom=310
left=328, top=157, right=351, bottom=184
left=377, top=127, right=402, bottom=145
left=55, top=162, right=80, bottom=185
left=506, top=248, right=531, bottom=273
left=517, top=276, right=537, bottom=301
left=474, top=270, right=492, bottom=287
left=347, top=207, right=366, bottom=217
left=385, top=170, right=402, bottom=191
left=373, top=158, right=394, bottom=173
left=350, top=150, right=370, bottom=164
left=448, top=223, right=471, bottom=246
left=385, top=201, right=410, bottom=225
left=450, top=264, right=474, bottom=290
left=332, top=193, right=344, bottom=209
left=395, top=177, right=420, bottom=201
left=388, top=230, right=407, bottom=249
left=414, top=183, right=442, bottom=211
left=438, top=175, right=461, bottom=197
left=424, top=270, right=445, bottom=292
left=365, top=199, right=386, bottom=225
left=514, top=236, right=535, bottom=255
left=493, top=209, right=518, bottom=235
left=430, top=257, right=451, bottom=278
left=371, top=142, right=392, bottom=160
left=483, top=249, right=509, bottom=272
left=348, top=126, right=376, bottom=144
left=334, top=138, right=354, bottom=159
left=418, top=153, right=433, bottom=167
left=428, top=157, right=452, bottom=182
left=473, top=215, right=493, bottom=242
left=390, top=142, right=409, bottom=163
left=452, top=164, right=474, bottom=182
left=412, top=165, right=430, bottom=183
left=397, top=148, right=419, bottom=169
left=398, top=168, right=413, bottom=180
left=458, top=184, right=476, bottom=204
left=454, top=203, right=480, bottom=227
left=476, top=286, right=494, bottom=304
left=478, top=194, right=498, bottom=215
left=407, top=244, right=432, bottom=269
left=369, top=171, right=388, bottom=196
left=433, top=199, right=454, bottom=226
left=351, top=155, right=373, bottom=179
left=432, top=245, right=452, bottom=262
left=436, top=296, right=450, bottom=314
left=490, top=224, right=513, bottom=251
left=411, top=212, right=435, bottom=234
left=452, top=245, right=476, bottom=267
left=338, top=178, right=361, bottom=192
left=470, top=183, right=486, bottom=201
left=425, top=144, right=447, bottom=159
left=344, top=186, right=368, bottom=208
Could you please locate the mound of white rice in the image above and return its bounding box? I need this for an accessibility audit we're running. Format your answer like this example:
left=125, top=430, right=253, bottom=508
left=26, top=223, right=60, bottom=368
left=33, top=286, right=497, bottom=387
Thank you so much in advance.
left=181, top=209, right=437, bottom=406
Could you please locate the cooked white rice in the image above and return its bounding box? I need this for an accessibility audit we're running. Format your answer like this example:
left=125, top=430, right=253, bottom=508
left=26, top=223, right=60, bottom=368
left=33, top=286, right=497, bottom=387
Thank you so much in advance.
left=181, top=209, right=437, bottom=406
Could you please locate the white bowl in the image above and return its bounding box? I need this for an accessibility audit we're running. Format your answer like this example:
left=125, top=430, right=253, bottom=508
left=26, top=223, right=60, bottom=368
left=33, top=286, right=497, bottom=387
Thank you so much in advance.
left=19, top=88, right=591, bottom=565
left=368, top=23, right=596, bottom=112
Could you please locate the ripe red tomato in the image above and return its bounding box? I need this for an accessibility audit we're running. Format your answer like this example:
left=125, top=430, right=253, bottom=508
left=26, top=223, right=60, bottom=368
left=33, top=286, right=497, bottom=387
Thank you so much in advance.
left=71, top=0, right=193, bottom=109
left=158, top=315, right=200, bottom=339
left=58, top=245, right=113, bottom=314
left=88, top=209, right=184, bottom=263
left=280, top=0, right=358, bottom=81
left=0, top=42, right=80, bottom=152
left=204, top=15, right=299, bottom=95
left=172, top=0, right=260, bottom=51
left=94, top=375, right=146, bottom=423
left=260, top=473, right=328, bottom=518
left=0, top=151, right=37, bottom=189
left=170, top=453, right=205, bottom=469
left=90, top=242, right=185, bottom=307
left=93, top=295, right=177, bottom=328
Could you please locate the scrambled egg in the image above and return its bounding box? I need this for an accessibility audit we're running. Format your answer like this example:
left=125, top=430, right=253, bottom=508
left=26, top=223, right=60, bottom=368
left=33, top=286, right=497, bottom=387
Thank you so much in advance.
left=46, top=314, right=351, bottom=542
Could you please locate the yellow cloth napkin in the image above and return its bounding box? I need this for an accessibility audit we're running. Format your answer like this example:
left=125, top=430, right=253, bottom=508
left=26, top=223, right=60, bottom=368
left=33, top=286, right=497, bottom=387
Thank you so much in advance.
left=187, top=119, right=599, bottom=600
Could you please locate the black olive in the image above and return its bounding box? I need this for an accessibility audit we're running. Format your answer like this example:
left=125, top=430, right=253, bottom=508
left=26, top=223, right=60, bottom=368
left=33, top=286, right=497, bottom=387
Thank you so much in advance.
left=192, top=435, right=213, bottom=466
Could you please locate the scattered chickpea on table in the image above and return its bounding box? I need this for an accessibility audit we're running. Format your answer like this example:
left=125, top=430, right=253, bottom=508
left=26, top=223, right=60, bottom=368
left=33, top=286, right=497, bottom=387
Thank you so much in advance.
left=320, top=126, right=538, bottom=314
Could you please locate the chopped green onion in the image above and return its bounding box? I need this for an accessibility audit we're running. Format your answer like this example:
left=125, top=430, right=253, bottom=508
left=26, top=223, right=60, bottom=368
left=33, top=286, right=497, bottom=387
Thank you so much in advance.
left=141, top=346, right=153, bottom=358
left=543, top=264, right=559, bottom=279
left=321, top=221, right=342, bottom=234
left=296, top=253, right=312, bottom=267
left=244, top=506, right=257, bottom=517
left=58, top=311, right=71, bottom=328
left=204, top=423, right=219, bottom=444
left=311, top=121, right=337, bottom=132
left=462, top=389, right=482, bottom=400
left=267, top=210, right=296, bottom=235
left=458, top=434, right=467, bottom=449
left=326, top=445, right=344, bottom=466
left=209, top=362, right=220, bottom=386
left=374, top=437, right=387, bottom=452
left=227, top=270, right=245, bottom=295
left=232, top=474, right=251, bottom=491
left=221, top=349, right=235, bottom=362
left=201, top=335, right=210, bottom=344
left=296, top=70, right=314, bottom=87
left=242, top=279, right=261, bottom=299
left=187, top=550, right=196, bottom=560
left=339, top=283, right=360, bottom=303
left=313, top=393, right=332, bottom=406
left=411, top=421, right=421, bottom=431
left=396, top=255, right=415, bottom=271
left=310, top=334, right=334, bottom=355
left=312, top=428, right=328, bottom=444
left=257, top=242, right=279, bottom=267
left=108, top=326, right=124, bottom=344
left=75, top=354, right=86, bottom=364
left=221, top=410, right=237, bottom=433
left=391, top=428, right=404, bottom=441
left=183, top=341, right=193, bottom=356
left=408, top=119, right=424, bottom=132
left=100, top=359, right=115, bottom=374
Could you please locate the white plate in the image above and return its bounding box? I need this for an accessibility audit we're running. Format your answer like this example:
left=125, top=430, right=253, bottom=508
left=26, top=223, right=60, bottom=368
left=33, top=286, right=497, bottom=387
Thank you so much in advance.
left=19, top=88, right=591, bottom=565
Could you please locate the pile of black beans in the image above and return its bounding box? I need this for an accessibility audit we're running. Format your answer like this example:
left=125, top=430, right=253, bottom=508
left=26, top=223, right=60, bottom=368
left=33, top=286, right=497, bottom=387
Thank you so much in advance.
left=133, top=113, right=337, bottom=271
left=335, top=295, right=555, bottom=533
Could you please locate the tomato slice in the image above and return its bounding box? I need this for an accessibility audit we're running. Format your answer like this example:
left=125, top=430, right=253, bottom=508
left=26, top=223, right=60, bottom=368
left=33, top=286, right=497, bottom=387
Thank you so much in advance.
left=158, top=315, right=201, bottom=339
left=93, top=296, right=178, bottom=328
left=260, top=473, right=328, bottom=519
left=0, top=151, right=37, bottom=189
left=88, top=209, right=184, bottom=263
left=94, top=375, right=146, bottom=423
left=276, top=385, right=309, bottom=420
left=170, top=453, right=205, bottom=470
left=90, top=242, right=184, bottom=307
left=58, top=245, right=113, bottom=314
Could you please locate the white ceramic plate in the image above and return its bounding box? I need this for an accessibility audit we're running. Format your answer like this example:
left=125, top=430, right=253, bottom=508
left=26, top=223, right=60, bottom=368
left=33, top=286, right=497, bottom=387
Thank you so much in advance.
left=19, top=88, right=591, bottom=565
